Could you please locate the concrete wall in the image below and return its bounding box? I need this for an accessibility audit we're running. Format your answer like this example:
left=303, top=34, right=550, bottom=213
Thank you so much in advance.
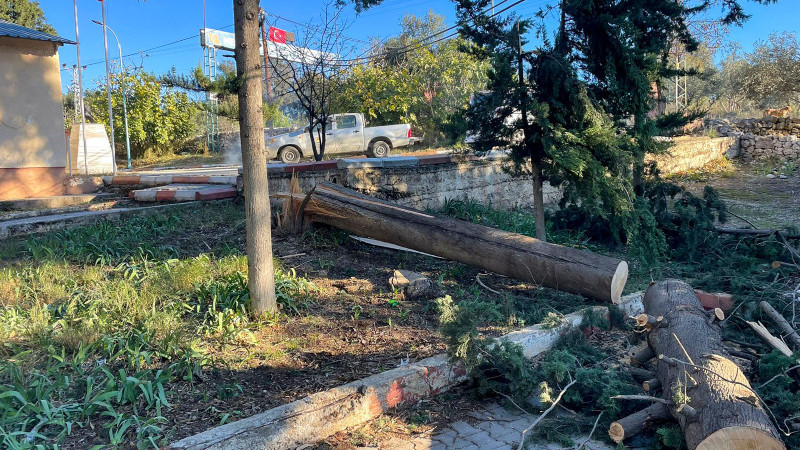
left=0, top=36, right=67, bottom=200
left=265, top=157, right=560, bottom=212
left=646, top=136, right=739, bottom=175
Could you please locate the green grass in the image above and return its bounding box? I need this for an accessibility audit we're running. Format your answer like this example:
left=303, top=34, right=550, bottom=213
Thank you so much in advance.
left=0, top=207, right=315, bottom=449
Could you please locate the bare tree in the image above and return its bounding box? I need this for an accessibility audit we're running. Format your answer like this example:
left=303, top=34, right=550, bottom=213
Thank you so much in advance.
left=233, top=0, right=277, bottom=315
left=270, top=2, right=355, bottom=160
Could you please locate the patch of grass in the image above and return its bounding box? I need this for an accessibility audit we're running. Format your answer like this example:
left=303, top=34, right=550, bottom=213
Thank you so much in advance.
left=0, top=210, right=317, bottom=448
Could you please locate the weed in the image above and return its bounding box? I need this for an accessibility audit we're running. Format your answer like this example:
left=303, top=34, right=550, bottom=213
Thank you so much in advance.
left=351, top=303, right=363, bottom=320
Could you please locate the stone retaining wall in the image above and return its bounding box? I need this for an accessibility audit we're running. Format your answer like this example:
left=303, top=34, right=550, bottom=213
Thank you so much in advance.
left=646, top=136, right=739, bottom=175
left=709, top=117, right=800, bottom=137
left=263, top=156, right=561, bottom=211
left=738, top=134, right=800, bottom=161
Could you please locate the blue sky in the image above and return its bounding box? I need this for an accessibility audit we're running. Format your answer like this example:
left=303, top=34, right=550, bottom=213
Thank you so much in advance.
left=40, top=0, right=799, bottom=93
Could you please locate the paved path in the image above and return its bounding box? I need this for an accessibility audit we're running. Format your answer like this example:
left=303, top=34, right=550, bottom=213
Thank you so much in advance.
left=383, top=403, right=614, bottom=450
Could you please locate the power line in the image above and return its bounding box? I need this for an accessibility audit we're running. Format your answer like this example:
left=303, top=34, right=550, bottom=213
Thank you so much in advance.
left=328, top=0, right=526, bottom=66
left=82, top=24, right=234, bottom=67
left=265, top=12, right=371, bottom=45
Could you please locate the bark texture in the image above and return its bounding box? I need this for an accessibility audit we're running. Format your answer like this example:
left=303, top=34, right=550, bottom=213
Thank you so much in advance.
left=642, top=279, right=784, bottom=450
left=297, top=182, right=628, bottom=302
left=234, top=0, right=276, bottom=314
left=609, top=402, right=671, bottom=443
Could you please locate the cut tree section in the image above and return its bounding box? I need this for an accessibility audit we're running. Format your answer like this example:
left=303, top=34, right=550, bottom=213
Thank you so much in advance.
left=639, top=279, right=784, bottom=450
left=291, top=182, right=628, bottom=303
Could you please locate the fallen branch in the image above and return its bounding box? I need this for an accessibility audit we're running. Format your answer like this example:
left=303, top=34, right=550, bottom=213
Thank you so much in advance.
left=610, top=394, right=672, bottom=405
left=757, top=365, right=800, bottom=389
left=476, top=273, right=502, bottom=295
left=517, top=377, right=577, bottom=450
left=760, top=301, right=800, bottom=350
left=746, top=320, right=793, bottom=357
left=609, top=402, right=671, bottom=444
left=576, top=411, right=604, bottom=450
left=715, top=227, right=800, bottom=239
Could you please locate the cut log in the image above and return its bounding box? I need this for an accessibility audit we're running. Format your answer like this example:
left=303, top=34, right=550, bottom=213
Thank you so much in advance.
left=628, top=344, right=656, bottom=366
left=292, top=182, right=628, bottom=303
left=760, top=301, right=800, bottom=350
left=637, top=280, right=784, bottom=450
left=628, top=367, right=656, bottom=382
left=609, top=402, right=671, bottom=443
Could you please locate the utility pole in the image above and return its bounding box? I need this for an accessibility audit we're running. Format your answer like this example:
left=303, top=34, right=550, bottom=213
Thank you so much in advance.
left=73, top=0, right=89, bottom=175
left=93, top=19, right=132, bottom=170
left=233, top=0, right=277, bottom=315
left=99, top=0, right=117, bottom=175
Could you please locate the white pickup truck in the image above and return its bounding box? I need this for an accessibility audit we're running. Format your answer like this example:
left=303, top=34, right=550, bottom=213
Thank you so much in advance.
left=265, top=113, right=421, bottom=163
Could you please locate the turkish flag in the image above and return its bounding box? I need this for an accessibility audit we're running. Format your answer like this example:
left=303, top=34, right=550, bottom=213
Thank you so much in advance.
left=269, top=27, right=287, bottom=44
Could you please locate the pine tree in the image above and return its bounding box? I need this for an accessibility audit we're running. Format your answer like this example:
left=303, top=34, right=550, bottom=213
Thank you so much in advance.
left=454, top=0, right=774, bottom=255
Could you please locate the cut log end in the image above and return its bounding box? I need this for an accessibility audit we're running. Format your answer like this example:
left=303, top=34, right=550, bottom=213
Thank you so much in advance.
left=609, top=422, right=625, bottom=443
left=611, top=261, right=629, bottom=304
left=696, top=427, right=785, bottom=450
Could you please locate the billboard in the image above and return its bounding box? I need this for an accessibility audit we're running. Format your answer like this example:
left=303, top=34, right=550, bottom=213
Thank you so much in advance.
left=200, top=28, right=336, bottom=65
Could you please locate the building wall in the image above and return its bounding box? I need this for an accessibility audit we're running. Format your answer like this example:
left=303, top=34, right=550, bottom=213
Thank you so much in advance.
left=0, top=36, right=67, bottom=199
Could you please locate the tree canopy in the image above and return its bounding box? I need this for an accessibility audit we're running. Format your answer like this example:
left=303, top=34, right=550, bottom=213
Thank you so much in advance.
left=0, top=0, right=56, bottom=35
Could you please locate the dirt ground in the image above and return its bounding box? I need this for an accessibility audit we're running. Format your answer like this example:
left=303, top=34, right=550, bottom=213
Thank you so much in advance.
left=679, top=160, right=799, bottom=230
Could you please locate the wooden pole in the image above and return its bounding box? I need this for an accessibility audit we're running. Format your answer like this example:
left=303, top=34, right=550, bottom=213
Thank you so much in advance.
left=234, top=0, right=277, bottom=315
left=296, top=182, right=629, bottom=303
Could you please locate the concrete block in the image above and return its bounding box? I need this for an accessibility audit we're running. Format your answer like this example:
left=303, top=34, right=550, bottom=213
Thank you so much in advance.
left=337, top=158, right=384, bottom=169
left=450, top=421, right=481, bottom=437
left=417, top=155, right=453, bottom=166
left=108, top=175, right=141, bottom=185
left=0, top=202, right=202, bottom=238
left=173, top=175, right=210, bottom=184
left=208, top=176, right=238, bottom=185
left=170, top=354, right=467, bottom=450
left=196, top=186, right=238, bottom=201
left=381, top=156, right=419, bottom=168
left=267, top=164, right=287, bottom=175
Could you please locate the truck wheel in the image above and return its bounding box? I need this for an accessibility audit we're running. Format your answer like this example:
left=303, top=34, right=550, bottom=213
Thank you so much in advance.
left=279, top=146, right=301, bottom=164
left=369, top=140, right=391, bottom=158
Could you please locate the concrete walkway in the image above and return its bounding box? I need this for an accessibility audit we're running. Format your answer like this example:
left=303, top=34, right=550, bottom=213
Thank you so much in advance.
left=383, top=403, right=614, bottom=450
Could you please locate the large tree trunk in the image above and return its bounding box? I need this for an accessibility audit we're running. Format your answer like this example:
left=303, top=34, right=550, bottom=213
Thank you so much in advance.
left=611, top=279, right=784, bottom=450
left=294, top=182, right=628, bottom=303
left=234, top=0, right=276, bottom=315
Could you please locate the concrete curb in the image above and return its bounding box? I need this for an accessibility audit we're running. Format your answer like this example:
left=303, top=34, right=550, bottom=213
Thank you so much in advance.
left=103, top=175, right=238, bottom=187
left=170, top=297, right=644, bottom=450
left=0, top=202, right=208, bottom=238
left=130, top=185, right=238, bottom=202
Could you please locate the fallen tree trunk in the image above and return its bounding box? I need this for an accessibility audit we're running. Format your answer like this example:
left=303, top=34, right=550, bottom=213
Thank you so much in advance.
left=292, top=182, right=628, bottom=302
left=610, top=279, right=784, bottom=449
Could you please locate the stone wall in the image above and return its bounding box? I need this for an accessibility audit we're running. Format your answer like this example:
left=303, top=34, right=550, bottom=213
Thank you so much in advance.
left=709, top=117, right=800, bottom=137
left=738, top=134, right=800, bottom=161
left=265, top=157, right=560, bottom=212
left=646, top=136, right=739, bottom=175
